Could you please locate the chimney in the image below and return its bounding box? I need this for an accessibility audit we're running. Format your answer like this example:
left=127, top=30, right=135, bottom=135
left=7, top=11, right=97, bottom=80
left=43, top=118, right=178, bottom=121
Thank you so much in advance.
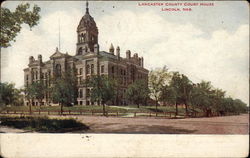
left=29, top=56, right=34, bottom=64
left=139, top=57, right=141, bottom=66
left=126, top=50, right=131, bottom=59
left=38, top=54, right=42, bottom=64
left=116, top=46, right=120, bottom=59
left=134, top=53, right=138, bottom=60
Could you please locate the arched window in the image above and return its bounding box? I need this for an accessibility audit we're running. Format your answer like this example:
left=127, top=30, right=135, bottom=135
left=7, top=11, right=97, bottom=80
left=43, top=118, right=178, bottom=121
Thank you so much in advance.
left=78, top=47, right=83, bottom=55
left=86, top=65, right=90, bottom=74
left=83, top=34, right=86, bottom=42
left=35, top=71, right=38, bottom=80
left=91, top=64, right=94, bottom=74
left=79, top=33, right=86, bottom=43
left=31, top=71, right=34, bottom=80
left=80, top=33, right=83, bottom=42
left=55, top=64, right=61, bottom=78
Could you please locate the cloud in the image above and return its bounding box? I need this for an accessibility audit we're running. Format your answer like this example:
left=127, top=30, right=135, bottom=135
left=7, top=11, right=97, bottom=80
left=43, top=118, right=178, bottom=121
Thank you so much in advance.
left=1, top=7, right=249, bottom=105
left=97, top=10, right=249, bottom=105
left=1, top=8, right=81, bottom=87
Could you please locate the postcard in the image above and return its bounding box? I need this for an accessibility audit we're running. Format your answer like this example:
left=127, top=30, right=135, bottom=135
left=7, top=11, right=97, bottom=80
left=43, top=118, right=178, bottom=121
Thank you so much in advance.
left=0, top=1, right=249, bottom=157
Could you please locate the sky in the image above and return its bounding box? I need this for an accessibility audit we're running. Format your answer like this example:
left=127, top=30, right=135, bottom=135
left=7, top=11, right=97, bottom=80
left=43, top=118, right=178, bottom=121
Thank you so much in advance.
left=1, top=1, right=249, bottom=105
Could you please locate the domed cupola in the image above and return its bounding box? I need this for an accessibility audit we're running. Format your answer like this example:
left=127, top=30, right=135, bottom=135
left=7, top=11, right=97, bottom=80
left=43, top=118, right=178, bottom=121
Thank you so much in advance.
left=76, top=1, right=98, bottom=55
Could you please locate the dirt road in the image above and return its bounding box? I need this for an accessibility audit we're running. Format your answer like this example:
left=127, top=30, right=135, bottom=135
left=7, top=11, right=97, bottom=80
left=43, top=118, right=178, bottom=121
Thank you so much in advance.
left=66, top=114, right=249, bottom=134
left=1, top=114, right=248, bottom=134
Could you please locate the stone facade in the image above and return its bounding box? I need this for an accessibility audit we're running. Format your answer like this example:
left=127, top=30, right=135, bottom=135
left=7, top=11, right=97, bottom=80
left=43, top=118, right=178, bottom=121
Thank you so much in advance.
left=24, top=2, right=148, bottom=106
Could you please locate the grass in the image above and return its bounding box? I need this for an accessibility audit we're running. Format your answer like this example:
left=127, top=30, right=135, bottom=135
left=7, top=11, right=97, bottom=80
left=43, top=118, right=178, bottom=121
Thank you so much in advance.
left=1, top=105, right=182, bottom=112
left=0, top=105, right=202, bottom=116
left=0, top=115, right=89, bottom=133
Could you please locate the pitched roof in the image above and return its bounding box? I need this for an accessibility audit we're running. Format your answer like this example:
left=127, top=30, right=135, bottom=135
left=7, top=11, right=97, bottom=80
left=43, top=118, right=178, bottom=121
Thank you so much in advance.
left=50, top=47, right=71, bottom=59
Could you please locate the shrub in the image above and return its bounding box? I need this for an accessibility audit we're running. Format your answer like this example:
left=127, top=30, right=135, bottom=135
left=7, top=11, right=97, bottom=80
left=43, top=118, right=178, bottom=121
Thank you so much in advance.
left=0, top=116, right=89, bottom=132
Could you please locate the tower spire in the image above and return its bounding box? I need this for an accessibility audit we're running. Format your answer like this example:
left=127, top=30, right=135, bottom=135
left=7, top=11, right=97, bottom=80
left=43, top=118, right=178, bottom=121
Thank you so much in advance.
left=86, top=0, right=89, bottom=14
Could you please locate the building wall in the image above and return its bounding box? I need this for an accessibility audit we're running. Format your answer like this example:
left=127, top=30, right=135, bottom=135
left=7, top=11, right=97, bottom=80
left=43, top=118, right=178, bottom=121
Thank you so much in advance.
left=23, top=3, right=148, bottom=106
left=24, top=52, right=148, bottom=106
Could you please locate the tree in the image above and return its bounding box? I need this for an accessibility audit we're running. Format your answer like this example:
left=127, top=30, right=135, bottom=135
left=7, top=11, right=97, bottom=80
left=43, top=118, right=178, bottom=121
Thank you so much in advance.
left=160, top=85, right=177, bottom=111
left=148, top=66, right=171, bottom=110
left=87, top=75, right=117, bottom=116
left=24, top=82, right=37, bottom=114
left=50, top=67, right=77, bottom=114
left=218, top=97, right=248, bottom=115
left=233, top=99, right=248, bottom=113
left=0, top=82, right=24, bottom=112
left=190, top=81, right=215, bottom=117
left=125, top=79, right=149, bottom=108
left=221, top=97, right=235, bottom=113
left=12, top=88, right=24, bottom=106
left=0, top=82, right=15, bottom=106
left=209, top=88, right=225, bottom=113
left=24, top=81, right=46, bottom=108
left=0, top=3, right=41, bottom=48
left=170, top=72, right=193, bottom=115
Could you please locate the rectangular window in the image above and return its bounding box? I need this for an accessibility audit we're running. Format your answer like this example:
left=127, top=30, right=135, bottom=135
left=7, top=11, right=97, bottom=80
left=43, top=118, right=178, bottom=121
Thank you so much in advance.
left=86, top=89, right=90, bottom=97
left=101, top=65, right=104, bottom=73
left=79, top=89, right=83, bottom=98
left=80, top=68, right=83, bottom=75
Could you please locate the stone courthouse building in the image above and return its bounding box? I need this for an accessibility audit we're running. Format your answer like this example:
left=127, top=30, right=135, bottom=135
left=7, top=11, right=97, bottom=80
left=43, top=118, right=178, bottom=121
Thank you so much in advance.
left=24, top=2, right=148, bottom=106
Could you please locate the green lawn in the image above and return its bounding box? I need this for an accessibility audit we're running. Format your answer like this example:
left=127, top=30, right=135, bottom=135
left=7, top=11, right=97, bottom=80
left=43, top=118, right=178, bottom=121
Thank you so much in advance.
left=0, top=105, right=196, bottom=115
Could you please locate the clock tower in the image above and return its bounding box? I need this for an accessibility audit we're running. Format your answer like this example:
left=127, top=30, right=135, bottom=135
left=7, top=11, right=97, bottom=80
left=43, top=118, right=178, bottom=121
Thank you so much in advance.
left=76, top=1, right=98, bottom=55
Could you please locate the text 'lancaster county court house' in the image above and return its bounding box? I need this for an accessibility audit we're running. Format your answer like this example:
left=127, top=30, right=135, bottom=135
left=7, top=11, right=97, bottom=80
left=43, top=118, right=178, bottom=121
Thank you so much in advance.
left=23, top=2, right=149, bottom=106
